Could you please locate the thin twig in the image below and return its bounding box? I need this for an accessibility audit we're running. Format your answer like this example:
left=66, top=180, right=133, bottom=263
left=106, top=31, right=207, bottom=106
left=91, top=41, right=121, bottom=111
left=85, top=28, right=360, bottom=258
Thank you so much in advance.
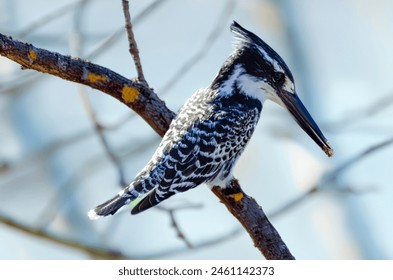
left=323, top=91, right=393, bottom=133
left=143, top=227, right=242, bottom=259
left=0, top=212, right=241, bottom=259
left=17, top=0, right=88, bottom=39
left=87, top=0, right=167, bottom=60
left=269, top=136, right=393, bottom=218
left=2, top=0, right=164, bottom=97
left=323, top=136, right=393, bottom=183
left=170, top=210, right=193, bottom=248
left=71, top=0, right=126, bottom=187
left=35, top=136, right=158, bottom=228
left=0, top=213, right=127, bottom=259
left=156, top=203, right=203, bottom=248
left=79, top=92, right=127, bottom=186
left=160, top=0, right=235, bottom=94
left=121, top=0, right=146, bottom=83
left=269, top=187, right=318, bottom=219
left=0, top=72, right=41, bottom=95
left=0, top=33, right=176, bottom=136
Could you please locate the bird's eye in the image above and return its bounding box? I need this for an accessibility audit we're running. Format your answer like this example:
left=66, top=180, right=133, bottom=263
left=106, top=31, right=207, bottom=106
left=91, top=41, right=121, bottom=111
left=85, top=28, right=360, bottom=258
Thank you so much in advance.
left=272, top=72, right=285, bottom=84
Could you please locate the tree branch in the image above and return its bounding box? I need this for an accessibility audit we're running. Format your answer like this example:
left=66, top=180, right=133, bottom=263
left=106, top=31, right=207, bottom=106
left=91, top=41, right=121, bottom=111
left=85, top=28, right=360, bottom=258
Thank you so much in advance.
left=17, top=0, right=84, bottom=39
left=0, top=212, right=241, bottom=259
left=86, top=0, right=167, bottom=60
left=212, top=179, right=295, bottom=259
left=79, top=80, right=127, bottom=186
left=0, top=33, right=175, bottom=137
left=269, top=137, right=393, bottom=218
left=0, top=213, right=126, bottom=259
left=0, top=32, right=294, bottom=259
left=121, top=0, right=146, bottom=83
left=323, top=91, right=393, bottom=133
left=157, top=203, right=204, bottom=249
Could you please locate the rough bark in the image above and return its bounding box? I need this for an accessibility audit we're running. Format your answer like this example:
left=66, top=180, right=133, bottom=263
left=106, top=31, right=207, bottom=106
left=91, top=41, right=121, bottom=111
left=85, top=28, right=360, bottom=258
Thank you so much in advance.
left=212, top=179, right=295, bottom=259
left=0, top=34, right=174, bottom=137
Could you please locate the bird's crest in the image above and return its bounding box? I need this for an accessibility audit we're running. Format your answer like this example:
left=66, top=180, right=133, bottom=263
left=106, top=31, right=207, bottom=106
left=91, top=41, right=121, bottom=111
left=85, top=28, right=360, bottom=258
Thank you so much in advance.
left=230, top=21, right=261, bottom=49
left=230, top=21, right=293, bottom=81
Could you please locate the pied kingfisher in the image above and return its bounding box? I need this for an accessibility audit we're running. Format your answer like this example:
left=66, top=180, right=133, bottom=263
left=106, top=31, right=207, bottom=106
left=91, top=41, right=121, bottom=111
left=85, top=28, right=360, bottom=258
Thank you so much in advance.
left=88, top=21, right=333, bottom=219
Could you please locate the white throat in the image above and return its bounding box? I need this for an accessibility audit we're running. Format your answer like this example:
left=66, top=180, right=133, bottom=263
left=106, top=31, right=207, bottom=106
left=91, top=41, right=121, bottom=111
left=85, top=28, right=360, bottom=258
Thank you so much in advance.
left=218, top=65, right=272, bottom=104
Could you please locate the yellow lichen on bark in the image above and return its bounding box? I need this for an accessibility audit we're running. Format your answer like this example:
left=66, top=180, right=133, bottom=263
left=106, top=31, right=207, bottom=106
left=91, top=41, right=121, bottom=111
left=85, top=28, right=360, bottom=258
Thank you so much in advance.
left=28, top=50, right=37, bottom=62
left=231, top=192, right=244, bottom=202
left=87, top=73, right=107, bottom=83
left=121, top=86, right=139, bottom=103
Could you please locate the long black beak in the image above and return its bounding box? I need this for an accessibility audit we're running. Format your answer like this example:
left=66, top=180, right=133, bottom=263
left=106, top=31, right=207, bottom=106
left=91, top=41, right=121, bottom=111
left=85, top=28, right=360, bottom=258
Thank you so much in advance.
left=280, top=90, right=334, bottom=157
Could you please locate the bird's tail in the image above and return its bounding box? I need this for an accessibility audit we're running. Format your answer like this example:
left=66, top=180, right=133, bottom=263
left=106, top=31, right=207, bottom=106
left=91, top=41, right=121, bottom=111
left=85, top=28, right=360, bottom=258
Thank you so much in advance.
left=87, top=187, right=141, bottom=220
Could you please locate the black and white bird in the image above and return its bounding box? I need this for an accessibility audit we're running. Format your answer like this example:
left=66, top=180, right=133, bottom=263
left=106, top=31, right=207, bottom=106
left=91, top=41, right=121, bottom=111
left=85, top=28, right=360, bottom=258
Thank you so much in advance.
left=88, top=21, right=333, bottom=219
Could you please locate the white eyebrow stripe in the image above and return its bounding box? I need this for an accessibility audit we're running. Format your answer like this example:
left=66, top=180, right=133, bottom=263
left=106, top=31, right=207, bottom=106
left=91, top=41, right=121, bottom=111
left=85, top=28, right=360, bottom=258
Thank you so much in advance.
left=283, top=77, right=295, bottom=93
left=256, top=45, right=284, bottom=73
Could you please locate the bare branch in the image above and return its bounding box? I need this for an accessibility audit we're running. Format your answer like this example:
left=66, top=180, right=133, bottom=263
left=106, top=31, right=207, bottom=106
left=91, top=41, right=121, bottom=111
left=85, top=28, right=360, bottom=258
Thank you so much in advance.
left=79, top=92, right=127, bottom=186
left=0, top=72, right=42, bottom=95
left=0, top=213, right=127, bottom=259
left=122, top=0, right=146, bottom=83
left=0, top=33, right=175, bottom=136
left=0, top=211, right=242, bottom=259
left=323, top=136, right=393, bottom=183
left=157, top=203, right=203, bottom=249
left=87, top=0, right=167, bottom=60
left=269, top=137, right=393, bottom=218
left=269, top=187, right=317, bottom=219
left=212, top=179, right=295, bottom=259
left=16, top=0, right=87, bottom=39
left=70, top=0, right=127, bottom=186
left=323, top=91, right=393, bottom=133
left=35, top=137, right=159, bottom=228
left=0, top=161, right=10, bottom=173
left=145, top=227, right=242, bottom=259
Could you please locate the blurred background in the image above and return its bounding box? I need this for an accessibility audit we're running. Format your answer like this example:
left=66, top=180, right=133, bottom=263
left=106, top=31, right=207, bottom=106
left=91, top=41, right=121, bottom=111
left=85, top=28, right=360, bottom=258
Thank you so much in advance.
left=1, top=0, right=393, bottom=259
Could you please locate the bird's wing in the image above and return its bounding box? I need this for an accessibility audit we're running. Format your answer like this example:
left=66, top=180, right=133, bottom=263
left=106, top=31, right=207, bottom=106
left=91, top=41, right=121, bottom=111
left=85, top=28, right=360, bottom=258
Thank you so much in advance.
left=132, top=98, right=260, bottom=214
